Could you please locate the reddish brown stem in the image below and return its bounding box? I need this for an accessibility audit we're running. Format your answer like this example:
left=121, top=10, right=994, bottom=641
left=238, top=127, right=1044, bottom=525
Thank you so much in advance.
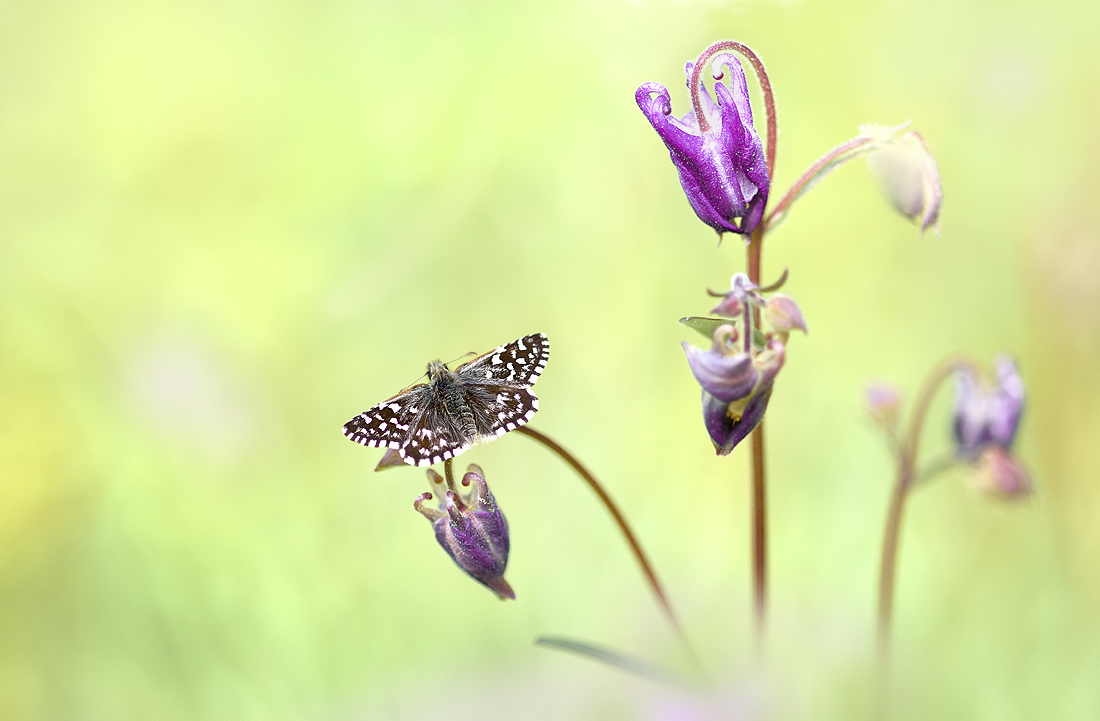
left=763, top=136, right=875, bottom=231
left=516, top=425, right=707, bottom=680
left=877, top=356, right=980, bottom=662
left=746, top=225, right=767, bottom=653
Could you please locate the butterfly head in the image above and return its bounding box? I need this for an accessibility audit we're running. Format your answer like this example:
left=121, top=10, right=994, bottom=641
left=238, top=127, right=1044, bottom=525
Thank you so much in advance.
left=426, top=359, right=450, bottom=381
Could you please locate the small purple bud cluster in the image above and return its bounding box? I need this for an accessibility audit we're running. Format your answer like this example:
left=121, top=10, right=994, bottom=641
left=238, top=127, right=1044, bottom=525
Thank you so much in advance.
left=414, top=464, right=515, bottom=599
left=953, top=357, right=1031, bottom=497
left=683, top=273, right=806, bottom=454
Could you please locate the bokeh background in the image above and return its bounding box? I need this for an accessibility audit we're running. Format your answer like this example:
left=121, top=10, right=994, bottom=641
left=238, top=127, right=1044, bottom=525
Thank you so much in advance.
left=3, top=0, right=1099, bottom=718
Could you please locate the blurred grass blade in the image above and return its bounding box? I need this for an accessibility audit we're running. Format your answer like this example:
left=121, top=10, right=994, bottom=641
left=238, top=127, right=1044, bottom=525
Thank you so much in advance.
left=536, top=637, right=676, bottom=684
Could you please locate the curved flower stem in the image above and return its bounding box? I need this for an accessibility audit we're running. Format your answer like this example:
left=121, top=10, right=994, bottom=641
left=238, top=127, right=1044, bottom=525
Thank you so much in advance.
left=877, top=355, right=981, bottom=663
left=763, top=135, right=875, bottom=231
left=515, top=425, right=708, bottom=682
left=746, top=225, right=767, bottom=655
left=689, top=41, right=777, bottom=179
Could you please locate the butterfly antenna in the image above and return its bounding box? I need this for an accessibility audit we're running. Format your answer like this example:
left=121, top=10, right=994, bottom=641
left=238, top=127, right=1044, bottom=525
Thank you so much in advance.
left=393, top=368, right=429, bottom=395
left=449, top=351, right=478, bottom=368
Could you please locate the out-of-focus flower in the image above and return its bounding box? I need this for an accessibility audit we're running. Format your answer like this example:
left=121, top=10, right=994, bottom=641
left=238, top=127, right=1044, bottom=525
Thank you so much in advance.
left=636, top=51, right=769, bottom=237
left=953, top=356, right=1025, bottom=458
left=951, top=356, right=1032, bottom=499
left=864, top=383, right=903, bottom=430
left=414, top=464, right=514, bottom=599
left=866, top=129, right=942, bottom=236
left=972, top=446, right=1032, bottom=498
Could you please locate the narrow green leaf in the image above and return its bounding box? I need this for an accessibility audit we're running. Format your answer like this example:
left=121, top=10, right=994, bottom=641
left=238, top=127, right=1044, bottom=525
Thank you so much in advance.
left=678, top=316, right=732, bottom=340
left=535, top=637, right=676, bottom=684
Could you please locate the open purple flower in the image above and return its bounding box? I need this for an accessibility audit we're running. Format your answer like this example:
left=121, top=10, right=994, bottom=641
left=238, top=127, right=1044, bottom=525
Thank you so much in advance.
left=953, top=356, right=1025, bottom=458
left=414, top=464, right=514, bottom=599
left=637, top=51, right=770, bottom=237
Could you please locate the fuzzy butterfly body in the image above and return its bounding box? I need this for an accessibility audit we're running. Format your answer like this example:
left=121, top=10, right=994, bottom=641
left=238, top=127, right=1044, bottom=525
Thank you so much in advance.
left=343, top=333, right=550, bottom=467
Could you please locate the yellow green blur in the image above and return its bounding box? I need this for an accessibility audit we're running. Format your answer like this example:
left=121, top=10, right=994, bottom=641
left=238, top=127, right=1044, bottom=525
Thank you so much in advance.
left=2, top=0, right=1099, bottom=719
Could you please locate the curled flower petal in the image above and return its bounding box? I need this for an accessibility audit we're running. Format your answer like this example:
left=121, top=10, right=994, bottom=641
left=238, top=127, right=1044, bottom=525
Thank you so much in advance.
left=682, top=340, right=757, bottom=403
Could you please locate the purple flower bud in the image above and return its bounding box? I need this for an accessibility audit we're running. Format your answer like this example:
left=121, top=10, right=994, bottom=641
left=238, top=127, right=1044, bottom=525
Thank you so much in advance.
left=636, top=54, right=770, bottom=237
left=971, top=446, right=1032, bottom=498
left=953, top=356, right=1025, bottom=458
left=414, top=465, right=514, bottom=600
left=710, top=273, right=765, bottom=317
left=763, top=293, right=808, bottom=335
left=864, top=383, right=903, bottom=429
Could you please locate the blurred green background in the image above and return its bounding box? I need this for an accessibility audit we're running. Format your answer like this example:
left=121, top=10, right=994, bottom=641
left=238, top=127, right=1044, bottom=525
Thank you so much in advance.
left=2, top=0, right=1099, bottom=718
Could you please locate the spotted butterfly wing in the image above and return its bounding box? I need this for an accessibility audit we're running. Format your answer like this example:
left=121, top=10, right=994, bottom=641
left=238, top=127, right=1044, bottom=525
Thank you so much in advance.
left=342, top=333, right=550, bottom=467
left=454, top=332, right=550, bottom=440
left=342, top=384, right=433, bottom=450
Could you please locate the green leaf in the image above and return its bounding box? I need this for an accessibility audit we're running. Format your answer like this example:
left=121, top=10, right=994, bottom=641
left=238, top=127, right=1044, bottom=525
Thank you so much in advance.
left=679, top=316, right=733, bottom=340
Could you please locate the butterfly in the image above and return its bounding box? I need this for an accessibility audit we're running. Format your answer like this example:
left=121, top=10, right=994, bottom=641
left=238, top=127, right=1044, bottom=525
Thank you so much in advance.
left=342, top=333, right=550, bottom=467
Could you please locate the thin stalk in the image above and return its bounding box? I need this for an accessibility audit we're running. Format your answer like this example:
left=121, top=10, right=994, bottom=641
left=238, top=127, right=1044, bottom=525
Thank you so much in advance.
left=443, top=458, right=455, bottom=490
left=516, top=425, right=708, bottom=682
left=746, top=226, right=767, bottom=653
left=763, top=135, right=875, bottom=231
left=689, top=41, right=777, bottom=180
left=877, top=356, right=980, bottom=662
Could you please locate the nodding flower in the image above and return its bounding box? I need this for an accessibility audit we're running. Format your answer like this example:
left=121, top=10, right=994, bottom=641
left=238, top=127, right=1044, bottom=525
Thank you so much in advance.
left=684, top=273, right=805, bottom=454
left=414, top=465, right=514, bottom=599
left=865, top=129, right=943, bottom=237
left=953, top=357, right=1031, bottom=498
left=636, top=46, right=769, bottom=238
left=953, top=356, right=1025, bottom=459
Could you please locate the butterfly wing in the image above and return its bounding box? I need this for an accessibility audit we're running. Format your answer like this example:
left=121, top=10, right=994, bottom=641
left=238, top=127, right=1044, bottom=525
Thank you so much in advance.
left=457, top=333, right=549, bottom=439
left=462, top=383, right=540, bottom=439
left=342, top=385, right=431, bottom=450
left=457, top=333, right=550, bottom=388
left=397, top=402, right=472, bottom=467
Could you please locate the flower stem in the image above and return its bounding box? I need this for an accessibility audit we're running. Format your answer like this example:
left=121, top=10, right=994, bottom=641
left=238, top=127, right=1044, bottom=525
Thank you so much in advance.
left=877, top=356, right=980, bottom=662
left=515, top=425, right=707, bottom=680
left=444, top=458, right=455, bottom=490
left=763, top=135, right=875, bottom=231
left=746, top=226, right=768, bottom=654
left=688, top=41, right=777, bottom=179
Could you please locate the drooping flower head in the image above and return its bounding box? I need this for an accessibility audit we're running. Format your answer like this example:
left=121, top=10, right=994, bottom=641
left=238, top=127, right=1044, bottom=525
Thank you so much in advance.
left=865, top=128, right=943, bottom=237
left=952, top=356, right=1031, bottom=498
left=953, top=356, right=1025, bottom=458
left=414, top=464, right=514, bottom=599
left=682, top=272, right=805, bottom=454
left=637, top=44, right=770, bottom=238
